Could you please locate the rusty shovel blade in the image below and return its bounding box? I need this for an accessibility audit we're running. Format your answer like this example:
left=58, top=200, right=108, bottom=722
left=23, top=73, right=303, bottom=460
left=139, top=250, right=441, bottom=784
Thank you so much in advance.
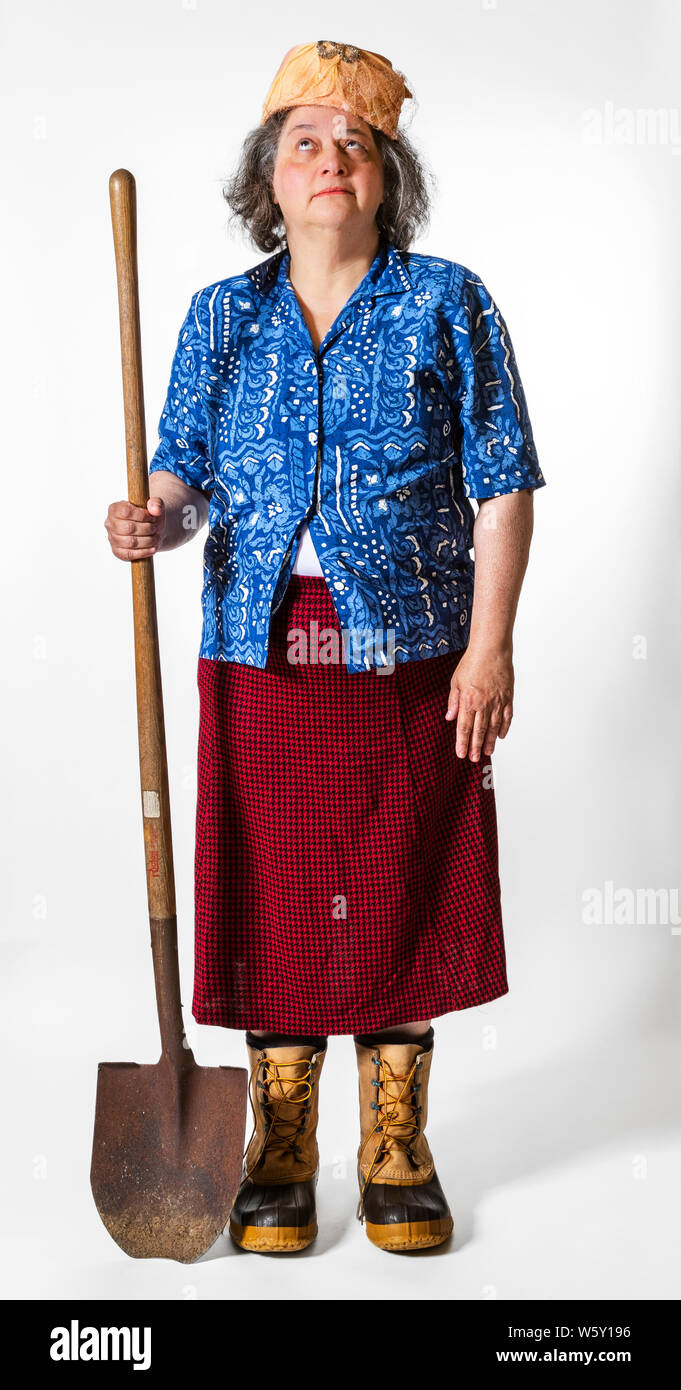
left=91, top=1053, right=247, bottom=1263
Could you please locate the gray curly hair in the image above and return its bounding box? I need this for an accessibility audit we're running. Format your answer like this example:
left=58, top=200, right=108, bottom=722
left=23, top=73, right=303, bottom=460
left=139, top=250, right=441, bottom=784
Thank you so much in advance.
left=222, top=109, right=435, bottom=253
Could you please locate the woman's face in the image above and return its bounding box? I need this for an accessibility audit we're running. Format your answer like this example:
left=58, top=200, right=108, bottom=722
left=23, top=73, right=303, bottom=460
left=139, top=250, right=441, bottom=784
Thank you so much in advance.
left=271, top=104, right=384, bottom=240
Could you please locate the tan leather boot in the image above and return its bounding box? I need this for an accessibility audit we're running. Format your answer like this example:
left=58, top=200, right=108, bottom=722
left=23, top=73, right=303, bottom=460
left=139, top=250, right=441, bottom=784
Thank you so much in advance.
left=354, top=1035, right=453, bottom=1251
left=229, top=1038, right=327, bottom=1253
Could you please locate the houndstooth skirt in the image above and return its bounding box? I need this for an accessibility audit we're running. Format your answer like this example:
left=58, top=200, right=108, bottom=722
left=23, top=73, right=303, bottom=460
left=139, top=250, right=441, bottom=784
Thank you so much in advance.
left=192, top=574, right=508, bottom=1035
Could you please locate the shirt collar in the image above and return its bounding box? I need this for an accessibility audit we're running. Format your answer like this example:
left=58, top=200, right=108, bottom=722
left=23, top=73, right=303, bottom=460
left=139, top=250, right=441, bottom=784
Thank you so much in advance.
left=264, top=235, right=412, bottom=323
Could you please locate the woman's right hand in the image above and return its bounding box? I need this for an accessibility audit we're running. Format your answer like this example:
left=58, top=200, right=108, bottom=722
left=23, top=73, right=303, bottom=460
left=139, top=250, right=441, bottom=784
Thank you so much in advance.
left=104, top=497, right=166, bottom=561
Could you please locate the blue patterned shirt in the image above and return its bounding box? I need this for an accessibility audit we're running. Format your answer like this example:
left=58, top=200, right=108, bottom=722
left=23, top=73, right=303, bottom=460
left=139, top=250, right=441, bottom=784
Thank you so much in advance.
left=148, top=237, right=545, bottom=672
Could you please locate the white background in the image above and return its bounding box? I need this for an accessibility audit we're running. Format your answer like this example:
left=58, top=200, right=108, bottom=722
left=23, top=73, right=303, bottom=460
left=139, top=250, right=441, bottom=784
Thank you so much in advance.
left=2, top=0, right=680, bottom=1302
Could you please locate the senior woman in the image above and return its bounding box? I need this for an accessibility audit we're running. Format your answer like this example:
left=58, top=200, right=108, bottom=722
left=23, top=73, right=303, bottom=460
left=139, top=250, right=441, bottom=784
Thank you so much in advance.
left=105, top=40, right=545, bottom=1257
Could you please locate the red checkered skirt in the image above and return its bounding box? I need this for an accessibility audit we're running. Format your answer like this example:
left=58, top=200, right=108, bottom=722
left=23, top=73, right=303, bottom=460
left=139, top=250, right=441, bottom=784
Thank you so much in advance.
left=192, top=575, right=508, bottom=1035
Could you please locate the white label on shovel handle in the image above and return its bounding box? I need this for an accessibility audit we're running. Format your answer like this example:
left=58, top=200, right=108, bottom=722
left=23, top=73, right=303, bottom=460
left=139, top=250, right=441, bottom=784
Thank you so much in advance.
left=143, top=790, right=161, bottom=818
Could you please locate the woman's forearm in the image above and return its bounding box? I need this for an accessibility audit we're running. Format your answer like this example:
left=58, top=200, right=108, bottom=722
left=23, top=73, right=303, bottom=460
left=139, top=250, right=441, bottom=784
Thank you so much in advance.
left=149, top=470, right=210, bottom=551
left=468, top=491, right=535, bottom=654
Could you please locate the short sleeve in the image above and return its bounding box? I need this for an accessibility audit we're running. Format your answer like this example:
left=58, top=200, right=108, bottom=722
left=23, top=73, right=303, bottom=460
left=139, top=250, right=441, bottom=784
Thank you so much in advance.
left=148, top=292, right=215, bottom=496
left=448, top=267, right=545, bottom=501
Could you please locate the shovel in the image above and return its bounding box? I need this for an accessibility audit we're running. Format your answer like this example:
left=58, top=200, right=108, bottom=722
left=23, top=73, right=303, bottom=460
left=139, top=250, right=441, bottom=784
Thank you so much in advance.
left=90, top=169, right=247, bottom=1262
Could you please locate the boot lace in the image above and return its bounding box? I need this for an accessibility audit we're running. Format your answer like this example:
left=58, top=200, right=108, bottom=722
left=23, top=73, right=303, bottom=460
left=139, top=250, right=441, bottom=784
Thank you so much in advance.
left=243, top=1056, right=314, bottom=1179
left=356, top=1052, right=422, bottom=1223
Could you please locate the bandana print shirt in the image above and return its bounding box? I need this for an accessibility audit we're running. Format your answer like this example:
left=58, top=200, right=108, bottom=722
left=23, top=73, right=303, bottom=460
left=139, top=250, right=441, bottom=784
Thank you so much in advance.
left=148, top=237, right=546, bottom=672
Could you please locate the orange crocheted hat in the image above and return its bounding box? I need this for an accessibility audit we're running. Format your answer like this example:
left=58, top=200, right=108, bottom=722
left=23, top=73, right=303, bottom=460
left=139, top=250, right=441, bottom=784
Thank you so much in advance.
left=261, top=39, right=413, bottom=141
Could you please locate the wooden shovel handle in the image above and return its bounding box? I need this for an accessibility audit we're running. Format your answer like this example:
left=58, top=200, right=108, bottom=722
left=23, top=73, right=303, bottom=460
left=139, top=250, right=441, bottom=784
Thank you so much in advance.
left=109, top=169, right=190, bottom=1069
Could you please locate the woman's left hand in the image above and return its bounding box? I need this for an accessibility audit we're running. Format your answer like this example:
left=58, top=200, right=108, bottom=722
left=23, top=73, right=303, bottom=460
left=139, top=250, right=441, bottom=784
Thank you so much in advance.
left=445, top=646, right=514, bottom=761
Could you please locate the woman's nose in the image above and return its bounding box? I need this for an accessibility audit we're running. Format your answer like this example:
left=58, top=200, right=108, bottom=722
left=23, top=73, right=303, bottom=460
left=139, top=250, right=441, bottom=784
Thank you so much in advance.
left=318, top=158, right=349, bottom=177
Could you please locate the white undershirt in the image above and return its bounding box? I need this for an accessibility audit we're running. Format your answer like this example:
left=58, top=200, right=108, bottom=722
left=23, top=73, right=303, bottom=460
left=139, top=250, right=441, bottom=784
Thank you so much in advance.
left=292, top=521, right=325, bottom=576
